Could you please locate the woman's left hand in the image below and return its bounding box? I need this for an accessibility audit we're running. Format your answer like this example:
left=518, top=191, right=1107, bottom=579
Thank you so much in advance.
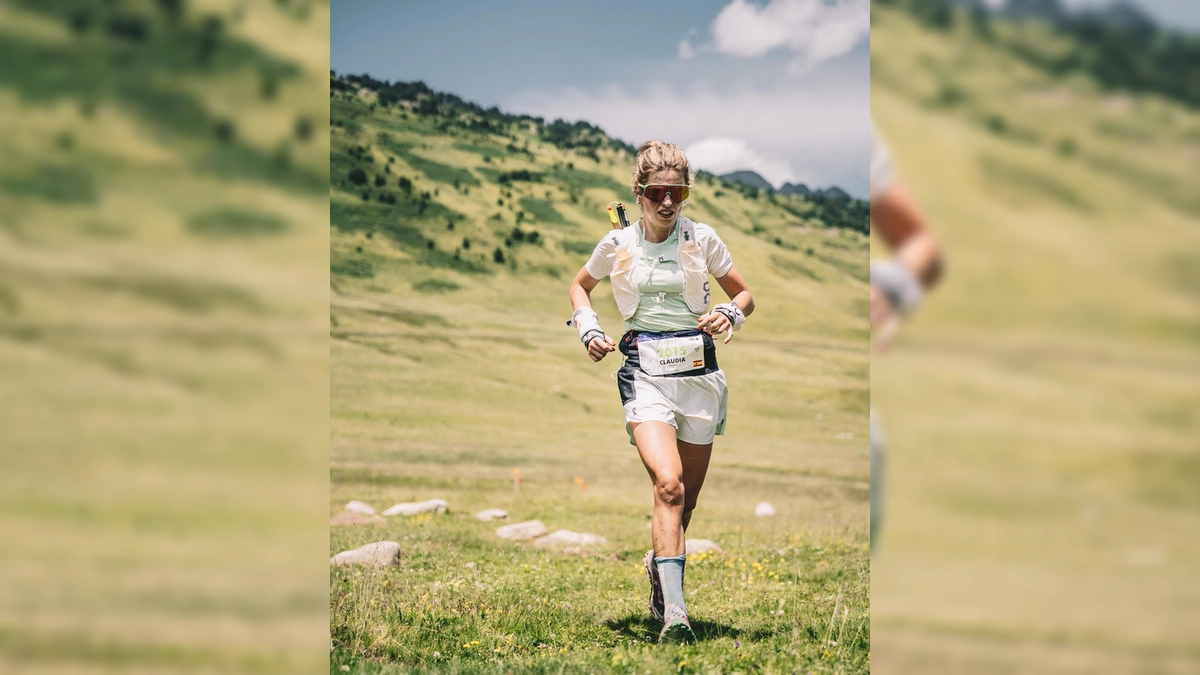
left=696, top=312, right=734, bottom=344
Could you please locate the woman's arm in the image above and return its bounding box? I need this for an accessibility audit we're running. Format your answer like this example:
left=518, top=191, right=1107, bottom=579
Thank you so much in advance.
left=872, top=180, right=943, bottom=287
left=696, top=265, right=753, bottom=344
left=870, top=180, right=943, bottom=330
left=716, top=266, right=753, bottom=317
left=569, top=266, right=616, bottom=362
left=569, top=265, right=601, bottom=311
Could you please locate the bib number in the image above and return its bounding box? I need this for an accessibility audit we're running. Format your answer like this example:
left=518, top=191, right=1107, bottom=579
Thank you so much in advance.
left=637, top=335, right=705, bottom=376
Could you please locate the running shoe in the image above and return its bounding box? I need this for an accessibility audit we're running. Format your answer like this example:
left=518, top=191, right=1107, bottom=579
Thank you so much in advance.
left=643, top=549, right=664, bottom=621
left=658, top=603, right=695, bottom=644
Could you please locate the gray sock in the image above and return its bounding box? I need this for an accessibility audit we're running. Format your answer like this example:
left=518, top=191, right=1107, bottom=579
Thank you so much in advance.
left=654, top=555, right=687, bottom=616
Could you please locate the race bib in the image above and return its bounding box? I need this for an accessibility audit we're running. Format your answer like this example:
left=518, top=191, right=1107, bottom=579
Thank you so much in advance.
left=637, top=334, right=705, bottom=377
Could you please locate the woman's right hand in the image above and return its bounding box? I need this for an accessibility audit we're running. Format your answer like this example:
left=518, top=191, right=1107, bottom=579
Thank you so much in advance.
left=587, top=335, right=617, bottom=362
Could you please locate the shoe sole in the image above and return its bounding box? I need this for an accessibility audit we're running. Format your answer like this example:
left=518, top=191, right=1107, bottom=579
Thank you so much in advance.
left=659, top=620, right=696, bottom=644
left=643, top=550, right=664, bottom=622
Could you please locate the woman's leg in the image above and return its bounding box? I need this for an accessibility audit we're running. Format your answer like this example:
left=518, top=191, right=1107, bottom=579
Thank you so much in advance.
left=633, top=421, right=717, bottom=555
left=631, top=420, right=686, bottom=557
left=678, top=439, right=713, bottom=533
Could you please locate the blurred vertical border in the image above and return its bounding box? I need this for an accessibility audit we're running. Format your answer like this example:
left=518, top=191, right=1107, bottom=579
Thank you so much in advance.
left=871, top=0, right=1200, bottom=672
left=0, top=1, right=329, bottom=672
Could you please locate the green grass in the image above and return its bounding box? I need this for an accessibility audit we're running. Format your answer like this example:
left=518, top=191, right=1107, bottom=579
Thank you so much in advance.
left=978, top=152, right=1092, bottom=213
left=544, top=163, right=627, bottom=194
left=330, top=515, right=867, bottom=673
left=330, top=75, right=871, bottom=672
left=332, top=258, right=376, bottom=279
left=558, top=239, right=598, bottom=258
left=187, top=208, right=289, bottom=237
left=0, top=3, right=331, bottom=672
left=518, top=196, right=565, bottom=225
left=378, top=135, right=481, bottom=187
left=0, top=163, right=97, bottom=205
left=871, top=6, right=1200, bottom=673
left=454, top=140, right=509, bottom=159
left=413, top=279, right=462, bottom=293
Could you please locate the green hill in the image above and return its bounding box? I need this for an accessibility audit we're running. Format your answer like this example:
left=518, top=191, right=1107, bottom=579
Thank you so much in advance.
left=329, top=74, right=871, bottom=320
left=0, top=2, right=330, bottom=672
left=870, top=4, right=1200, bottom=673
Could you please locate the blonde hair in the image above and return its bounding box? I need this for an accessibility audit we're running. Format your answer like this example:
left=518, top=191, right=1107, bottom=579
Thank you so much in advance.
left=631, top=141, right=693, bottom=194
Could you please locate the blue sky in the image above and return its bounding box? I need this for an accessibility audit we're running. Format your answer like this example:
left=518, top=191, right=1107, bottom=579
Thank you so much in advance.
left=332, top=1, right=872, bottom=196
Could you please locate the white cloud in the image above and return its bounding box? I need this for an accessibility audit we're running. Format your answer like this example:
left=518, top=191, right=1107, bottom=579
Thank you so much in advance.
left=678, top=39, right=696, bottom=60
left=502, top=81, right=869, bottom=195
left=710, top=0, right=869, bottom=74
left=685, top=137, right=800, bottom=188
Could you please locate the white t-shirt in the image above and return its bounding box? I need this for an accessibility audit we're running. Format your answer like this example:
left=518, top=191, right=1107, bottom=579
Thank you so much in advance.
left=585, top=220, right=734, bottom=332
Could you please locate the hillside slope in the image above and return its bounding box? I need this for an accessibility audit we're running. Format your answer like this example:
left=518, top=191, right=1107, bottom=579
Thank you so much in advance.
left=329, top=75, right=869, bottom=343
left=870, top=5, right=1200, bottom=673
left=0, top=2, right=330, bottom=672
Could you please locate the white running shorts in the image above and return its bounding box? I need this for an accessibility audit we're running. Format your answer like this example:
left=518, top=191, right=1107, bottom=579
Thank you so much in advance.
left=622, top=368, right=728, bottom=445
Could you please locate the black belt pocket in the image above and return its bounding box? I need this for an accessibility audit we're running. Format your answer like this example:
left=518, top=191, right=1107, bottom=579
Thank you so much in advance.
left=619, top=329, right=718, bottom=378
left=617, top=364, right=637, bottom=406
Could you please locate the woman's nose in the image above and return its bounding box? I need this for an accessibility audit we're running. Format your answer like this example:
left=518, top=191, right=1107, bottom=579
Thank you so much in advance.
left=661, top=193, right=674, bottom=206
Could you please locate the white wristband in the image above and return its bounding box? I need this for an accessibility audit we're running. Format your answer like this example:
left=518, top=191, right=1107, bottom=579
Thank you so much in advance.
left=870, top=259, right=923, bottom=315
left=571, top=307, right=602, bottom=342
left=713, top=302, right=745, bottom=331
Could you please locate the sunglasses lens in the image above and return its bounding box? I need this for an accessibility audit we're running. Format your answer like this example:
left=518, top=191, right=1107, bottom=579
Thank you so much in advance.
left=642, top=185, right=689, bottom=202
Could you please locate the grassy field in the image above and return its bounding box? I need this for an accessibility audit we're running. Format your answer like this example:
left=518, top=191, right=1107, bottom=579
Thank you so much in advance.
left=329, top=79, right=871, bottom=671
left=0, top=2, right=330, bottom=672
left=870, top=7, right=1200, bottom=673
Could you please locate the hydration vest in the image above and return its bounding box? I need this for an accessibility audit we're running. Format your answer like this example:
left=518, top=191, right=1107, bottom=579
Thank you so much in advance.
left=608, top=216, right=712, bottom=321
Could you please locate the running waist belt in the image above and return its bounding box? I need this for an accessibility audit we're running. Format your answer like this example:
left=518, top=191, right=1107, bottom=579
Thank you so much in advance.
left=618, top=329, right=719, bottom=378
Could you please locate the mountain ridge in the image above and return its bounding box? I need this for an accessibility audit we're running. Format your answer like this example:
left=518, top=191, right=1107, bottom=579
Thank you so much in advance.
left=718, top=170, right=854, bottom=203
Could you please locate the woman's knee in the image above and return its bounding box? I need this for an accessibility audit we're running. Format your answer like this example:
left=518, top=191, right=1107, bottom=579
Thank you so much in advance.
left=654, top=475, right=685, bottom=507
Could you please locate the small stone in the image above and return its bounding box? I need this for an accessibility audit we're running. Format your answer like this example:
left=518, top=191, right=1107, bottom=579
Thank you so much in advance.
left=330, top=541, right=401, bottom=566
left=685, top=538, right=720, bottom=554
left=475, top=508, right=508, bottom=521
left=330, top=511, right=386, bottom=526
left=755, top=502, right=776, bottom=517
left=340, top=666, right=350, bottom=672
left=533, top=530, right=606, bottom=547
left=495, top=520, right=548, bottom=540
left=382, top=499, right=447, bottom=517
left=344, top=500, right=377, bottom=515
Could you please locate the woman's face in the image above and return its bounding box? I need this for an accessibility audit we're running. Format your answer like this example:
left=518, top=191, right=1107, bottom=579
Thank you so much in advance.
left=638, top=168, right=686, bottom=231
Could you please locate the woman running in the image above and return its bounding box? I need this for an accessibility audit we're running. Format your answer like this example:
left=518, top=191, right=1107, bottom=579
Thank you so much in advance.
left=568, top=141, right=754, bottom=643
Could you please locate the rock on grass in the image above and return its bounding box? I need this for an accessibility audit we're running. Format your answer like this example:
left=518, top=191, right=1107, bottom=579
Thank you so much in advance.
left=475, top=508, right=508, bottom=521
left=755, top=502, right=776, bottom=517
left=330, top=541, right=401, bottom=566
left=382, top=499, right=447, bottom=516
left=495, top=520, right=547, bottom=540
left=344, top=500, right=377, bottom=515
left=685, top=538, right=720, bottom=554
left=533, top=530, right=606, bottom=547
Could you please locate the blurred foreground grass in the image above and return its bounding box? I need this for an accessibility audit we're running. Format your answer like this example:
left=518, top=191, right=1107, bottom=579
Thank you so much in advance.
left=0, top=1, right=329, bottom=672
left=871, top=6, right=1200, bottom=673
